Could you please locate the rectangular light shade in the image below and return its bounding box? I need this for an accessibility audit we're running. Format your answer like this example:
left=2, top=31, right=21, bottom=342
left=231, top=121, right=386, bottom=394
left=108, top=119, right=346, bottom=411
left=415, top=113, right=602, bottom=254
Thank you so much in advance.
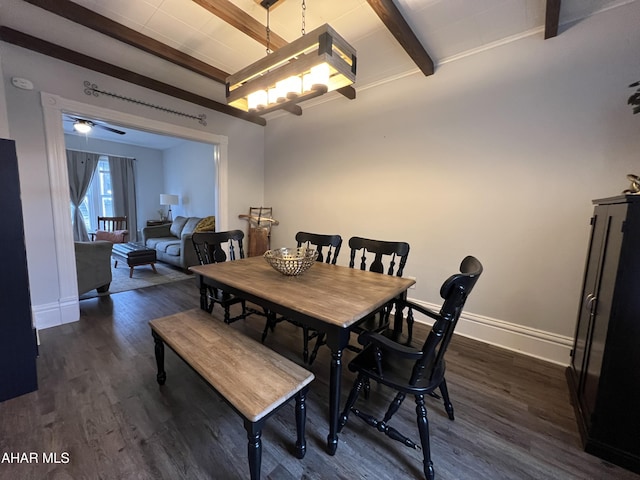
left=226, top=24, right=356, bottom=114
left=160, top=194, right=179, bottom=206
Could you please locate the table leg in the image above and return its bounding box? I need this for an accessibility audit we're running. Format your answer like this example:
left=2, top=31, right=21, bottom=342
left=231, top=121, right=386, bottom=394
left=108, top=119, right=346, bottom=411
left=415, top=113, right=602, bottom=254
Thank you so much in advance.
left=152, top=330, right=166, bottom=385
left=327, top=347, right=343, bottom=455
left=393, top=292, right=408, bottom=336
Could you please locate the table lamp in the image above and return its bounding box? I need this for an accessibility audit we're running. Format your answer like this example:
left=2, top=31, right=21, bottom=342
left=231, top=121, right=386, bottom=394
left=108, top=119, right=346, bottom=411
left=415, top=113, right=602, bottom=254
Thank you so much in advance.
left=160, top=194, right=179, bottom=222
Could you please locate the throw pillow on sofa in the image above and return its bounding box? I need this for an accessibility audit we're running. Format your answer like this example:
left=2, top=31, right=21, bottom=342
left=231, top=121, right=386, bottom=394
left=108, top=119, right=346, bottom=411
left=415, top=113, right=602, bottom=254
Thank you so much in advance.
left=194, top=216, right=215, bottom=232
left=169, top=216, right=189, bottom=237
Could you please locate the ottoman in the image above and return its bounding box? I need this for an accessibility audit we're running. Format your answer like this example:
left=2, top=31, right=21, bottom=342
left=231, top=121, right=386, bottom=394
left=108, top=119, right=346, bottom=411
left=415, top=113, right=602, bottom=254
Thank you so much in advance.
left=112, top=242, right=157, bottom=278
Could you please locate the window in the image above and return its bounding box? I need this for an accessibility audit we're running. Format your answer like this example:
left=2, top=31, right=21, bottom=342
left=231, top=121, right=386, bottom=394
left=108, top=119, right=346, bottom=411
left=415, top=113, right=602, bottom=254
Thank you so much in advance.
left=78, top=157, right=112, bottom=232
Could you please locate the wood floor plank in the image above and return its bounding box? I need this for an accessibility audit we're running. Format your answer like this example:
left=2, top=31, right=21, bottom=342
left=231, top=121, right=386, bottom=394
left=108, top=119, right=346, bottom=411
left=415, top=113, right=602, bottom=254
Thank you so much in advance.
left=0, top=280, right=638, bottom=479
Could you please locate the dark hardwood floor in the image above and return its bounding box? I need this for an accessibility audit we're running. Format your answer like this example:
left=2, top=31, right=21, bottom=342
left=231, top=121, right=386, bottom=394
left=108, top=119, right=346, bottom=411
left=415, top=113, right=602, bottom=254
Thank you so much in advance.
left=1, top=279, right=638, bottom=479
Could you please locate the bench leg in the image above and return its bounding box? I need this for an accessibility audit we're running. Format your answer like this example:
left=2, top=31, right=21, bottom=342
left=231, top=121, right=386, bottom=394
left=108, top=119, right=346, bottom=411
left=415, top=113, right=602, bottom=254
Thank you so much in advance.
left=150, top=263, right=157, bottom=274
left=295, top=387, right=309, bottom=459
left=244, top=420, right=263, bottom=480
left=152, top=330, right=166, bottom=385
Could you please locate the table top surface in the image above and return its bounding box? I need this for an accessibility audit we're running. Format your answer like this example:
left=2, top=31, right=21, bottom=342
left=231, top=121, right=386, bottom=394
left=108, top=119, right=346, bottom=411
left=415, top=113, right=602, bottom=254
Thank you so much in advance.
left=190, top=257, right=415, bottom=328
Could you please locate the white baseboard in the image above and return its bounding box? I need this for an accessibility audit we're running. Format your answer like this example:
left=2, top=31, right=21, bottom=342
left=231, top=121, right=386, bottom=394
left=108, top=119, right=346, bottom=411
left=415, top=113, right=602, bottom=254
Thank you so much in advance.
left=33, top=298, right=79, bottom=330
left=409, top=299, right=573, bottom=366
left=32, top=295, right=573, bottom=365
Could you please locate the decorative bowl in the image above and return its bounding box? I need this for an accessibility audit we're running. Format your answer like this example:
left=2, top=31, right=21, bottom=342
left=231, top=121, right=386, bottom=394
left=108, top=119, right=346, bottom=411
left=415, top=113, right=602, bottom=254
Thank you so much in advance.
left=264, top=247, right=318, bottom=276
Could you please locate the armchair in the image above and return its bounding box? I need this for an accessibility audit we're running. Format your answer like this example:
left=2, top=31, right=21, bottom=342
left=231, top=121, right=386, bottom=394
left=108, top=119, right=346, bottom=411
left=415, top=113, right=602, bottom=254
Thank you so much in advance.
left=75, top=240, right=113, bottom=295
left=338, top=256, right=483, bottom=480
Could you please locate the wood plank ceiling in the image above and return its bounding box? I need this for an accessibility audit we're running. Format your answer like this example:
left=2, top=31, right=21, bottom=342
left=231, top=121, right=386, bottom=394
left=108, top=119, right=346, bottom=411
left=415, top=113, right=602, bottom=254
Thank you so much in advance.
left=4, top=0, right=569, bottom=126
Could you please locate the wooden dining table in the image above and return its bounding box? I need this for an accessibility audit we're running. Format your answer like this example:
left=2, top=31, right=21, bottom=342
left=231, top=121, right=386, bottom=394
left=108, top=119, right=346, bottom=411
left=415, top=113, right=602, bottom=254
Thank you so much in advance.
left=190, top=256, right=415, bottom=455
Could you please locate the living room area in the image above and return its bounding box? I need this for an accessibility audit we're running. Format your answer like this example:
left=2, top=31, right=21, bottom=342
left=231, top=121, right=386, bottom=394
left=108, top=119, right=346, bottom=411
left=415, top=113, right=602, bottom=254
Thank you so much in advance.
left=64, top=119, right=219, bottom=299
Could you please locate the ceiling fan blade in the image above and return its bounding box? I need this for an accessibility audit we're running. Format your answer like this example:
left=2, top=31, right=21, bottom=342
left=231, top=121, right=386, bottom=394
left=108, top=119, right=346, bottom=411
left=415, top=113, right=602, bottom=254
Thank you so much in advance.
left=95, top=124, right=126, bottom=135
left=65, top=115, right=126, bottom=135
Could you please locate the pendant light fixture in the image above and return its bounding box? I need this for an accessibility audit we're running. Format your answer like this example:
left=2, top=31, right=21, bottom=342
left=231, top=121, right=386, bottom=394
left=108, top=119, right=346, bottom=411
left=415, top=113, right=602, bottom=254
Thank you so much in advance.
left=226, top=0, right=357, bottom=116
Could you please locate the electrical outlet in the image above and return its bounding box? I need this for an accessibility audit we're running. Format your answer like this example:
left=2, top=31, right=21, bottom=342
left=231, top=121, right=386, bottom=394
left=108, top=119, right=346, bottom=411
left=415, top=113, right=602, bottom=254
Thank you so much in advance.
left=406, top=275, right=416, bottom=289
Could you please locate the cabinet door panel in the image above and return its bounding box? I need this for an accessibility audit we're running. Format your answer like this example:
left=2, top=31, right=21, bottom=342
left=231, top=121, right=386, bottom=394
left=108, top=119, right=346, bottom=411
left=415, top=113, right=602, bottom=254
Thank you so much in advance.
left=582, top=206, right=625, bottom=418
left=571, top=207, right=608, bottom=394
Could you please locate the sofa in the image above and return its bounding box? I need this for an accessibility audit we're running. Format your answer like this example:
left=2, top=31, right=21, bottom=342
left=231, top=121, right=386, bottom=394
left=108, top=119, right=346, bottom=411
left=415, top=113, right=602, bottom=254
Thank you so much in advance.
left=75, top=240, right=113, bottom=295
left=141, top=215, right=215, bottom=270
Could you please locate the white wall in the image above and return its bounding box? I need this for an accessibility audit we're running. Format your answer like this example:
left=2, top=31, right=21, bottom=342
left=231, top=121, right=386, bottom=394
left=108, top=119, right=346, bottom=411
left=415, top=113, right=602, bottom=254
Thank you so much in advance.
left=264, top=3, right=640, bottom=364
left=0, top=50, right=9, bottom=138
left=163, top=141, right=216, bottom=219
left=1, top=41, right=265, bottom=330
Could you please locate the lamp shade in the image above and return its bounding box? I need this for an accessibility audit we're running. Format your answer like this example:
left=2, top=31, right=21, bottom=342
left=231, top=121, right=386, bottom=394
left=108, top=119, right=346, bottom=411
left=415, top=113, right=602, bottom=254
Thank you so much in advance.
left=160, top=194, right=179, bottom=206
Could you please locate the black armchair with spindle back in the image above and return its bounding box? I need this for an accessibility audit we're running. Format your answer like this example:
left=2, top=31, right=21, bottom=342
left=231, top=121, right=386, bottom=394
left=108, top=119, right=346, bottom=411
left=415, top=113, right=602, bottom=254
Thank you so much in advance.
left=192, top=230, right=248, bottom=324
left=338, top=255, right=483, bottom=480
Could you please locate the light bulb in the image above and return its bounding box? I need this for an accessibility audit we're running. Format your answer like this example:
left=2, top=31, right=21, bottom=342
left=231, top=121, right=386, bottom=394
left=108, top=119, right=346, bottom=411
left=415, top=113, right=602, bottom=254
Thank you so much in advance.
left=310, top=64, right=330, bottom=89
left=247, top=90, right=268, bottom=111
left=73, top=120, right=92, bottom=133
left=284, top=75, right=302, bottom=99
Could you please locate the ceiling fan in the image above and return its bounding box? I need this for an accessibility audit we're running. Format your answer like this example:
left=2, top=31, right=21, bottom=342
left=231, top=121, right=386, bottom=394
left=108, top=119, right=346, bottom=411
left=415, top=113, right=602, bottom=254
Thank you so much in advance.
left=64, top=115, right=126, bottom=135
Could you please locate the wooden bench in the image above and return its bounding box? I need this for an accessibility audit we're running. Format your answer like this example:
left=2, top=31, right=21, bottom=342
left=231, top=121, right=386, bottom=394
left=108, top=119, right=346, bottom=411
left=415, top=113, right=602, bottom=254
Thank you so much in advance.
left=149, top=308, right=314, bottom=480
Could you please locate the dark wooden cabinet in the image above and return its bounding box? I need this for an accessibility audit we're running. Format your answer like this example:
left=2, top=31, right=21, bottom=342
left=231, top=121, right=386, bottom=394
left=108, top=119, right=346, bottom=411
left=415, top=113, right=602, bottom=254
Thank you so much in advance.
left=567, top=195, right=640, bottom=474
left=0, top=138, right=38, bottom=402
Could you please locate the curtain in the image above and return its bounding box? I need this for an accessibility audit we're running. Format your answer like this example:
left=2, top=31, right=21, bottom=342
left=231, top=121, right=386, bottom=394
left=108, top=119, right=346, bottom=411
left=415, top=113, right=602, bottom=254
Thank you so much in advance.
left=109, top=156, right=138, bottom=241
left=67, top=149, right=100, bottom=241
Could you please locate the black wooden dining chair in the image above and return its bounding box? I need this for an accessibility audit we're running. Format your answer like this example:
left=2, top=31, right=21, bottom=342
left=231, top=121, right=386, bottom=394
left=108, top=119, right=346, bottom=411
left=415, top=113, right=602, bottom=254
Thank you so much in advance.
left=348, top=236, right=411, bottom=330
left=338, top=256, right=483, bottom=480
left=192, top=230, right=249, bottom=324
left=304, top=236, right=410, bottom=365
left=261, top=231, right=343, bottom=363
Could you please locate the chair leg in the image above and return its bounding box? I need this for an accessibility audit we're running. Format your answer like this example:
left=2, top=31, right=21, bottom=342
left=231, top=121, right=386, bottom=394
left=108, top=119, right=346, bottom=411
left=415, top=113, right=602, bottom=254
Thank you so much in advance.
left=302, top=326, right=310, bottom=364
left=415, top=394, right=435, bottom=480
left=261, top=311, right=276, bottom=343
left=307, top=332, right=326, bottom=366
left=383, top=391, right=406, bottom=423
left=363, top=377, right=370, bottom=400
left=338, top=373, right=365, bottom=432
left=439, top=378, right=455, bottom=421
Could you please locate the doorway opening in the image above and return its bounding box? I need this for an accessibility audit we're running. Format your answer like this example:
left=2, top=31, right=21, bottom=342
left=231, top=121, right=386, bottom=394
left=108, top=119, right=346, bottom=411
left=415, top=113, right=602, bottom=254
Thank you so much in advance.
left=41, top=91, right=229, bottom=325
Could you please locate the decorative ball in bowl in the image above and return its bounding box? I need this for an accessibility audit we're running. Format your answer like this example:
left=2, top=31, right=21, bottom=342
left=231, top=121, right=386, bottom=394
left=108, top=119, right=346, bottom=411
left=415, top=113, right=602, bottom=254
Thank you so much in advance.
left=264, top=247, right=319, bottom=276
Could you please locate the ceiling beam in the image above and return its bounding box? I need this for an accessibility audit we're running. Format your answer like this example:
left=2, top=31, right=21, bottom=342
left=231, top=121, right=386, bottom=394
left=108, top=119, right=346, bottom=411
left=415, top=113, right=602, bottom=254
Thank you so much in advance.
left=0, top=27, right=266, bottom=126
left=23, top=0, right=229, bottom=84
left=544, top=0, right=562, bottom=39
left=193, top=0, right=356, bottom=101
left=193, top=0, right=289, bottom=50
left=366, top=0, right=434, bottom=76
